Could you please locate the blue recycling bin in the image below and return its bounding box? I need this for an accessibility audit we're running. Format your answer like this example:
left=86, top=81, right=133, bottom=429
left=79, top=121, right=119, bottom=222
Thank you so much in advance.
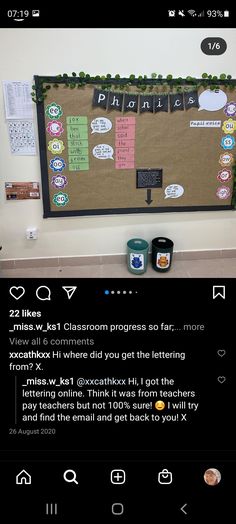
left=127, top=238, right=149, bottom=275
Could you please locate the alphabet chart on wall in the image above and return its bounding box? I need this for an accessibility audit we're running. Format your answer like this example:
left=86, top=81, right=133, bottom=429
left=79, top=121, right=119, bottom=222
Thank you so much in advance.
left=7, top=120, right=36, bottom=155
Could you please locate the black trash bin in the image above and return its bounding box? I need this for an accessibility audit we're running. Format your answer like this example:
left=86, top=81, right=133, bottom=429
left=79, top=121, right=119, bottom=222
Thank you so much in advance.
left=152, top=237, right=174, bottom=272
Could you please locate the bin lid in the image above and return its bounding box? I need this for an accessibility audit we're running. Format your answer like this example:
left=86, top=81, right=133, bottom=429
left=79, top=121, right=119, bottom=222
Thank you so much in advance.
left=152, top=237, right=174, bottom=248
left=127, top=238, right=149, bottom=250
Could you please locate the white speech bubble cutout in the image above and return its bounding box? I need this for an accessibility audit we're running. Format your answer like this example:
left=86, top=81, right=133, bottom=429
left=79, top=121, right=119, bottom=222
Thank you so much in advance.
left=91, top=118, right=112, bottom=134
left=198, top=89, right=227, bottom=112
left=165, top=184, right=184, bottom=199
left=92, top=144, right=114, bottom=160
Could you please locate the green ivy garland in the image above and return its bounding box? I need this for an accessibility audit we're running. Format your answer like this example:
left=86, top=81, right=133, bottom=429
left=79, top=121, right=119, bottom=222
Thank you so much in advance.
left=31, top=72, right=235, bottom=103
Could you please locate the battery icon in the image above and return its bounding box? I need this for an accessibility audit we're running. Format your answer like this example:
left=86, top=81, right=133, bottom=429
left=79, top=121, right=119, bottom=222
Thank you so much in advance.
left=224, top=10, right=229, bottom=17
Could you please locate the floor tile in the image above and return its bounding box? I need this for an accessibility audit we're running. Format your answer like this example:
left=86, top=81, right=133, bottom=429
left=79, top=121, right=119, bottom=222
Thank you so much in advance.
left=1, top=258, right=235, bottom=279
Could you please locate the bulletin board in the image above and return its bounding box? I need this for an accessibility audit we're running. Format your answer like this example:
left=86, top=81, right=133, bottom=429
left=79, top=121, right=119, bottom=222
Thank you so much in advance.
left=35, top=77, right=236, bottom=217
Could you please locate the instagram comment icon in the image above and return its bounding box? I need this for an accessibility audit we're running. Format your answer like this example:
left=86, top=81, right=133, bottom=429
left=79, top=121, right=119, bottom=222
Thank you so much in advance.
left=36, top=286, right=51, bottom=301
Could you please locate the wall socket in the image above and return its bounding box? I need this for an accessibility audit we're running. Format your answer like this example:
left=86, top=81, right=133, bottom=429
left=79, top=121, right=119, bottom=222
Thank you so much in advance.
left=26, top=227, right=38, bottom=240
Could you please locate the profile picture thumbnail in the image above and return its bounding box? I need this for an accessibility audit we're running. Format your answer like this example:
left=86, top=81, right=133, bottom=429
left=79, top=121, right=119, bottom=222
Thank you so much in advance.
left=204, top=468, right=221, bottom=486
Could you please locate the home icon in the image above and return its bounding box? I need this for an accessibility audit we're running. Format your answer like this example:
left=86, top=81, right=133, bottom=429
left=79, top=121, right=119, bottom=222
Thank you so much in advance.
left=16, top=469, right=31, bottom=485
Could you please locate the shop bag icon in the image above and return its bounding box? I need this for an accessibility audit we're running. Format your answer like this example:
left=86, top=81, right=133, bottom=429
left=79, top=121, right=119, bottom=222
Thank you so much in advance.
left=158, top=469, right=173, bottom=485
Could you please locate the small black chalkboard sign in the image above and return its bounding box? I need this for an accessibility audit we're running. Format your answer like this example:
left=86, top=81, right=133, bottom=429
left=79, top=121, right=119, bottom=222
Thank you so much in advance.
left=136, top=168, right=163, bottom=189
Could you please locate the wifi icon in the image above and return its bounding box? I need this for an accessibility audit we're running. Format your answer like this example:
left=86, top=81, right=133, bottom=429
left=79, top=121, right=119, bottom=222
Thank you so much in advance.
left=188, top=10, right=197, bottom=17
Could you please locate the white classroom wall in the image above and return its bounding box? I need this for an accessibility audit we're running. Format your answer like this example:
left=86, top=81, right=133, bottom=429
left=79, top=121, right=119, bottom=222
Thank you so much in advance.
left=0, top=28, right=236, bottom=260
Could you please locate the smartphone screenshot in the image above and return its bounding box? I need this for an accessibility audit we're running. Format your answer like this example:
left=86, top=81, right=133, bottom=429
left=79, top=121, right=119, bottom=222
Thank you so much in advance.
left=0, top=7, right=235, bottom=520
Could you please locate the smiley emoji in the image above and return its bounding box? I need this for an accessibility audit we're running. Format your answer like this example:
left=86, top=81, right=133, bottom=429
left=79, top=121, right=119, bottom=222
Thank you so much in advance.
left=155, top=400, right=165, bottom=411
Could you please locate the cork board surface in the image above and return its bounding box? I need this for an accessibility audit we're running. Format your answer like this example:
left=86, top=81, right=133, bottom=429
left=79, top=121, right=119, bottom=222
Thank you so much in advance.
left=36, top=80, right=235, bottom=217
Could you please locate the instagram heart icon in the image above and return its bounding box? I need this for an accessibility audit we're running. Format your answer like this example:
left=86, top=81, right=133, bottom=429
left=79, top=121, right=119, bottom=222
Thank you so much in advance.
left=9, top=286, right=25, bottom=300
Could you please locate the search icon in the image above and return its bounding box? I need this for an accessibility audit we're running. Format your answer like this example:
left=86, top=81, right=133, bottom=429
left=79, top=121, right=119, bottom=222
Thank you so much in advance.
left=63, top=469, right=78, bottom=485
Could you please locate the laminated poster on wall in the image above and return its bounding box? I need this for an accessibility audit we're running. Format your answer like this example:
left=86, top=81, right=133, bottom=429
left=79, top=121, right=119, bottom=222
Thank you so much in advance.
left=5, top=182, right=40, bottom=200
left=7, top=120, right=36, bottom=155
left=3, top=81, right=33, bottom=119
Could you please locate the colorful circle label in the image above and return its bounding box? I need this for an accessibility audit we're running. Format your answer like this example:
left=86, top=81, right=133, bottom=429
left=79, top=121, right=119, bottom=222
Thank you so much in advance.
left=217, top=169, right=232, bottom=183
left=219, top=153, right=234, bottom=166
left=46, top=121, right=64, bottom=137
left=216, top=186, right=231, bottom=199
left=221, top=135, right=235, bottom=150
left=53, top=191, right=69, bottom=207
left=51, top=175, right=68, bottom=189
left=222, top=118, right=236, bottom=134
left=48, top=139, right=65, bottom=154
left=45, top=102, right=63, bottom=119
left=224, top=102, right=236, bottom=117
left=49, top=157, right=66, bottom=172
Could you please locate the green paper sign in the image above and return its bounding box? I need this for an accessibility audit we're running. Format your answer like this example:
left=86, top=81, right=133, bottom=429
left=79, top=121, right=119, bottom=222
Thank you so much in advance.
left=67, top=140, right=89, bottom=148
left=67, top=129, right=88, bottom=140
left=68, top=147, right=89, bottom=155
left=69, top=163, right=89, bottom=171
left=67, top=116, right=88, bottom=125
left=69, top=155, right=89, bottom=163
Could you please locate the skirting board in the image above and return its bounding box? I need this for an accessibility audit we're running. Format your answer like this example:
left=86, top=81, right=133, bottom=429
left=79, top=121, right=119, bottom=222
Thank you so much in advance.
left=1, top=249, right=236, bottom=269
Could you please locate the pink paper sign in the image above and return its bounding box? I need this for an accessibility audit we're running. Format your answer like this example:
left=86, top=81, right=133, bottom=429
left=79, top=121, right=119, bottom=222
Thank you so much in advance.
left=116, top=117, right=136, bottom=125
left=116, top=139, right=135, bottom=148
left=116, top=128, right=136, bottom=139
left=115, top=161, right=134, bottom=169
left=116, top=123, right=136, bottom=132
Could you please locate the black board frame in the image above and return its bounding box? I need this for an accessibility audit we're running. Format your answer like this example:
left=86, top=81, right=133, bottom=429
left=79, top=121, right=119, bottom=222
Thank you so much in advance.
left=35, top=76, right=235, bottom=218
